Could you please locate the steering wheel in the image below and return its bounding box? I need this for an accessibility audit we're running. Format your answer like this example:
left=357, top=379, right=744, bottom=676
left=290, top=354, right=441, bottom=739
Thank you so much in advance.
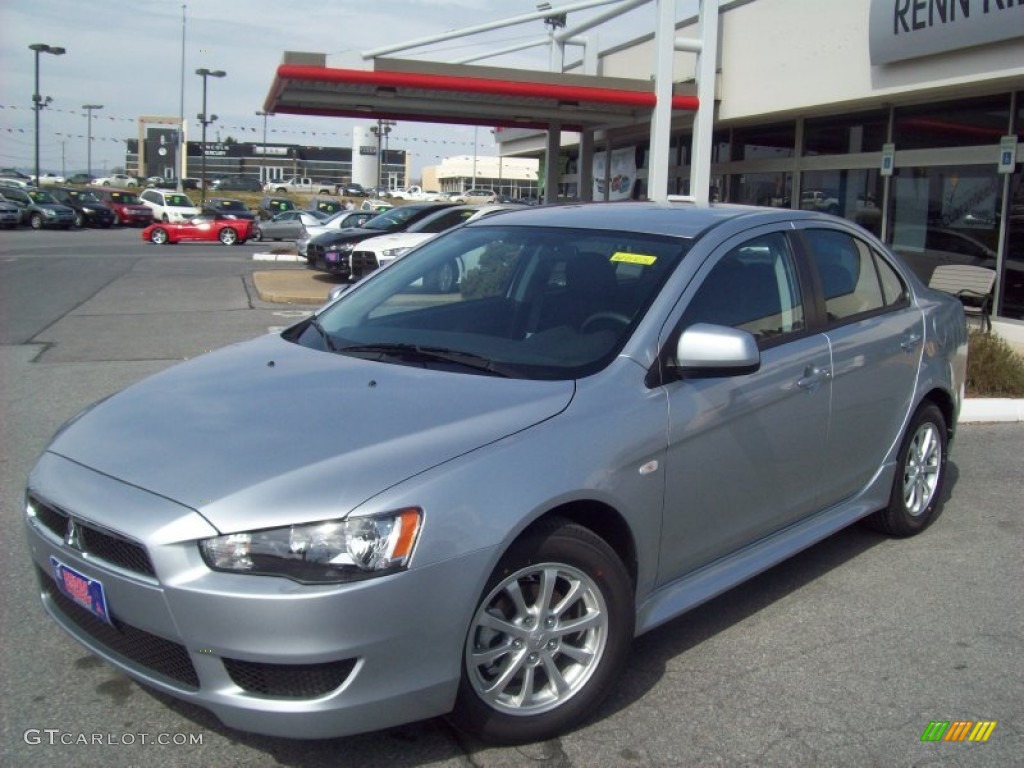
left=580, top=311, right=630, bottom=334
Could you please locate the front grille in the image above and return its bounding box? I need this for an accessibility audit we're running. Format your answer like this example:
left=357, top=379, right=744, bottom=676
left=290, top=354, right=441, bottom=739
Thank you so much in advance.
left=351, top=252, right=379, bottom=272
left=39, top=567, right=199, bottom=690
left=28, top=495, right=156, bottom=577
left=223, top=657, right=356, bottom=699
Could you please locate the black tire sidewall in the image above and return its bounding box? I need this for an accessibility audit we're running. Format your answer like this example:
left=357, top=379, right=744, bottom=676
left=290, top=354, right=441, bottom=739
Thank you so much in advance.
left=882, top=403, right=948, bottom=535
left=450, top=520, right=634, bottom=744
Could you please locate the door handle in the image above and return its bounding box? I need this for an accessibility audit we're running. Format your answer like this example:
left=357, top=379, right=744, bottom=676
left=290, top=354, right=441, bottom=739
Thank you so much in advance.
left=900, top=333, right=922, bottom=353
left=797, top=366, right=831, bottom=392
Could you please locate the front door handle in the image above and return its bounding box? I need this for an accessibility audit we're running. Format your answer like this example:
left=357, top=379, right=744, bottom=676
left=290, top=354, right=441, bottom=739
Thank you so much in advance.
left=797, top=365, right=831, bottom=392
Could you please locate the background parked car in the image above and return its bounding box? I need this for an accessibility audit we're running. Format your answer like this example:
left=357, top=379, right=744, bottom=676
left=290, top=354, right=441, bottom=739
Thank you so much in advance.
left=308, top=196, right=344, bottom=215
left=145, top=177, right=201, bottom=190
left=38, top=172, right=66, bottom=186
left=0, top=199, right=21, bottom=228
left=139, top=188, right=201, bottom=223
left=296, top=209, right=378, bottom=257
left=48, top=187, right=116, bottom=228
left=337, top=182, right=368, bottom=197
left=209, top=175, right=264, bottom=192
left=257, top=196, right=296, bottom=220
left=254, top=209, right=329, bottom=241
left=93, top=188, right=154, bottom=227
left=91, top=173, right=138, bottom=188
left=451, top=188, right=498, bottom=204
left=66, top=173, right=96, bottom=185
left=201, top=198, right=256, bottom=220
left=143, top=215, right=254, bottom=245
left=0, top=186, right=75, bottom=229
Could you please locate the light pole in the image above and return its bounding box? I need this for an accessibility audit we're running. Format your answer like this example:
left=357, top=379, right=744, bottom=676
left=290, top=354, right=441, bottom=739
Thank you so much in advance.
left=29, top=43, right=66, bottom=185
left=82, top=104, right=102, bottom=180
left=370, top=119, right=395, bottom=191
left=255, top=110, right=273, bottom=185
left=195, top=67, right=225, bottom=201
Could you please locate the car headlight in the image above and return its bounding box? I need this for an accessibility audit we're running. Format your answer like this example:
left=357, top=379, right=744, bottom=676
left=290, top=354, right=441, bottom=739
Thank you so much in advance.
left=382, top=247, right=410, bottom=259
left=198, top=508, right=421, bottom=583
left=43, top=209, right=56, bottom=217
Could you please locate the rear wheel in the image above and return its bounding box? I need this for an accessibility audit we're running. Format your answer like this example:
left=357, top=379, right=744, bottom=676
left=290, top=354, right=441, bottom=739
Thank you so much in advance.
left=74, top=212, right=85, bottom=228
left=218, top=227, right=238, bottom=245
left=865, top=403, right=948, bottom=536
left=450, top=519, right=633, bottom=744
left=30, top=213, right=44, bottom=230
left=150, top=227, right=169, bottom=245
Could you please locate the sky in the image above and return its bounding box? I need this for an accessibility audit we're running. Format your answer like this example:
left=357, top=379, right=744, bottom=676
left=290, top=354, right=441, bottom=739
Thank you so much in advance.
left=2, top=0, right=696, bottom=179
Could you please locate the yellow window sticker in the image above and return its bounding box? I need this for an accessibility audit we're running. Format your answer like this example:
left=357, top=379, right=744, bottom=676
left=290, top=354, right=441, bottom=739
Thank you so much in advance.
left=611, top=252, right=657, bottom=266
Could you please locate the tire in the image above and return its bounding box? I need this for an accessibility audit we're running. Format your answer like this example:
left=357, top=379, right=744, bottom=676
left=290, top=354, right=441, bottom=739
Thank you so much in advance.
left=252, top=228, right=263, bottom=242
left=865, top=403, right=948, bottom=537
left=74, top=212, right=84, bottom=228
left=150, top=227, right=169, bottom=245
left=30, top=213, right=43, bottom=230
left=275, top=187, right=287, bottom=194
left=218, top=227, right=238, bottom=245
left=449, top=518, right=634, bottom=744
left=162, top=213, right=169, bottom=223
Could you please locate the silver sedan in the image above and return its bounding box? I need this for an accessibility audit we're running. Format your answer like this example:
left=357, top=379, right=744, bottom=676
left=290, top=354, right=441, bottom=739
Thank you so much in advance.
left=254, top=209, right=328, bottom=241
left=24, top=202, right=966, bottom=744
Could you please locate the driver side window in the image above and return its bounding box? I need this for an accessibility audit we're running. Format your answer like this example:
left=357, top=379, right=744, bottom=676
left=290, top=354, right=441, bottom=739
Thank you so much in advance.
left=681, top=232, right=804, bottom=344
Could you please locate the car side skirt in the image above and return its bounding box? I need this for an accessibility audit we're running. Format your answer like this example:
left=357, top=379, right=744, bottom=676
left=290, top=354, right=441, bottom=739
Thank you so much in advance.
left=635, top=459, right=897, bottom=635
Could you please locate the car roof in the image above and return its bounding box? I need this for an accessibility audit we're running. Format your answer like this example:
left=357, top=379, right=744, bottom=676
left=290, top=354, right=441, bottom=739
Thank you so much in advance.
left=463, top=201, right=822, bottom=239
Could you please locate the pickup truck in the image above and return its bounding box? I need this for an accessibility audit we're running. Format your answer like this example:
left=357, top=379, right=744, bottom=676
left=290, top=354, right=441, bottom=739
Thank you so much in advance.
left=389, top=186, right=446, bottom=201
left=266, top=177, right=336, bottom=195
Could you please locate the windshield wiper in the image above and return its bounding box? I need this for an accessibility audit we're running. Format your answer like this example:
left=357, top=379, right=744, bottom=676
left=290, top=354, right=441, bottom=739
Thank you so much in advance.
left=339, top=343, right=511, bottom=377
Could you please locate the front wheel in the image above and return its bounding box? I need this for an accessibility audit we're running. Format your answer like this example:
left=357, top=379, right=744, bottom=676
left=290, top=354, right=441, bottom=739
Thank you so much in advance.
left=865, top=402, right=948, bottom=537
left=74, top=212, right=85, bottom=228
left=218, top=227, right=238, bottom=245
left=30, top=213, right=44, bottom=230
left=149, top=227, right=169, bottom=244
left=449, top=519, right=633, bottom=744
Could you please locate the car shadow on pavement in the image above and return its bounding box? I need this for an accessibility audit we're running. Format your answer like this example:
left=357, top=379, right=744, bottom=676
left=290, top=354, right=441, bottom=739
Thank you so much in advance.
left=135, top=461, right=959, bottom=766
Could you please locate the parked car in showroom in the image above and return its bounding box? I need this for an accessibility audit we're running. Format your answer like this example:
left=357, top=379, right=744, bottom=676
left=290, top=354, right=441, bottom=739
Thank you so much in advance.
left=201, top=197, right=256, bottom=221
left=142, top=214, right=254, bottom=245
left=23, top=202, right=967, bottom=744
left=48, top=187, right=116, bottom=228
left=305, top=202, right=452, bottom=278
left=91, top=173, right=138, bottom=188
left=253, top=209, right=329, bottom=242
left=296, top=209, right=378, bottom=257
left=93, top=188, right=154, bottom=227
left=139, top=188, right=201, bottom=223
left=0, top=186, right=75, bottom=229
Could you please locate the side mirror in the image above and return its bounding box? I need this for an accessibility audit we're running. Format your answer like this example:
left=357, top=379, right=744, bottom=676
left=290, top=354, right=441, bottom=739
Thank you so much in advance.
left=674, top=323, right=760, bottom=373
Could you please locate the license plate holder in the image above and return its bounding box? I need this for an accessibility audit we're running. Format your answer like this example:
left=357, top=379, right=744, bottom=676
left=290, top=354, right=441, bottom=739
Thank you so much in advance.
left=50, top=557, right=112, bottom=625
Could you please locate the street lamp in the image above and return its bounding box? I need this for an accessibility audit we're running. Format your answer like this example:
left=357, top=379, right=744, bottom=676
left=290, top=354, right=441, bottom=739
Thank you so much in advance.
left=29, top=43, right=66, bottom=185
left=255, top=110, right=273, bottom=186
left=195, top=67, right=226, bottom=201
left=370, top=119, right=395, bottom=191
left=82, top=104, right=103, bottom=180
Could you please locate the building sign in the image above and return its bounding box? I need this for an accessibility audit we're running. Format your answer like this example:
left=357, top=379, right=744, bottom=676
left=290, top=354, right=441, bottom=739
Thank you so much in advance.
left=593, top=147, right=636, bottom=201
left=359, top=145, right=378, bottom=156
left=869, top=0, right=1024, bottom=65
left=254, top=146, right=289, bottom=156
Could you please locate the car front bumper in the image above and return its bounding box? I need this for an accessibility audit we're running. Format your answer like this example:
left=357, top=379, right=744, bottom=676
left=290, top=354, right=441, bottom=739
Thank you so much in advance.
left=25, top=452, right=490, bottom=739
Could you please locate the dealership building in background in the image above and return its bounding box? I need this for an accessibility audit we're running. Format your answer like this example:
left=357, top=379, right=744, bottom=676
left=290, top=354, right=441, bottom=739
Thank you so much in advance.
left=490, top=0, right=1024, bottom=337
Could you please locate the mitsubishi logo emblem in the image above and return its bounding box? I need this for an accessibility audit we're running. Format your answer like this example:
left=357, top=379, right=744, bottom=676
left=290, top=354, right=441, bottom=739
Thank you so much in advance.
left=65, top=518, right=82, bottom=550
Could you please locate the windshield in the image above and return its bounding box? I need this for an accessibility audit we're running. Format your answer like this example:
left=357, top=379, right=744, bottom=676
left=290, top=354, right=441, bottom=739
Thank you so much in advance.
left=301, top=225, right=689, bottom=380
left=214, top=200, right=247, bottom=211
left=109, top=192, right=141, bottom=204
left=28, top=190, right=57, bottom=204
left=362, top=206, right=435, bottom=233
left=166, top=194, right=195, bottom=207
left=70, top=190, right=100, bottom=202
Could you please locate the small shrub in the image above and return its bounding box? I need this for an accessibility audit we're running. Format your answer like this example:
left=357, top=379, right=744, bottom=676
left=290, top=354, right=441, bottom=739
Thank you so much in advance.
left=966, top=331, right=1024, bottom=397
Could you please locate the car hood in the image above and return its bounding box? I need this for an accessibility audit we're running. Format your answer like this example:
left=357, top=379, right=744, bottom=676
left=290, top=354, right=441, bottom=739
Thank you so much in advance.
left=46, top=333, right=574, bottom=533
left=359, top=232, right=433, bottom=252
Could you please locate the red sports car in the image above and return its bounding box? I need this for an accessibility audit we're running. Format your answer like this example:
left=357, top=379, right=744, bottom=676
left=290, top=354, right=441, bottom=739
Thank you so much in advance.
left=142, top=215, right=253, bottom=245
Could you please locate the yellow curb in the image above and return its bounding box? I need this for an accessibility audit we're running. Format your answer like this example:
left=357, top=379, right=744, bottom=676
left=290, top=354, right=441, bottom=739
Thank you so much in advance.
left=253, top=269, right=343, bottom=304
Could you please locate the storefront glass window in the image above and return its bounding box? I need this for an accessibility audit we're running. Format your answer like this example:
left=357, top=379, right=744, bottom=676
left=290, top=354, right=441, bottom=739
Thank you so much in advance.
left=733, top=123, right=795, bottom=161
left=887, top=165, right=1003, bottom=305
left=1002, top=96, right=1024, bottom=319
left=800, top=169, right=884, bottom=236
left=729, top=172, right=792, bottom=207
left=804, top=112, right=888, bottom=156
left=893, top=96, right=1010, bottom=150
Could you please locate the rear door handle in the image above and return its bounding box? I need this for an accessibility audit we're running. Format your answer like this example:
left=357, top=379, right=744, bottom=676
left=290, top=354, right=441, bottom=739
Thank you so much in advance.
left=901, top=333, right=922, bottom=352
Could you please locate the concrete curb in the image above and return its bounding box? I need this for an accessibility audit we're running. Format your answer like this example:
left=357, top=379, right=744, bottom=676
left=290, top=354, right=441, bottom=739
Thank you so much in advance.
left=252, top=252, right=303, bottom=262
left=960, top=398, right=1024, bottom=424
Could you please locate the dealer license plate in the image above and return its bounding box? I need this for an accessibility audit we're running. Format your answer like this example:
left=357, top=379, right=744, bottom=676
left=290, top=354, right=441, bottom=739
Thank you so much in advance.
left=325, top=251, right=339, bottom=263
left=50, top=557, right=112, bottom=625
